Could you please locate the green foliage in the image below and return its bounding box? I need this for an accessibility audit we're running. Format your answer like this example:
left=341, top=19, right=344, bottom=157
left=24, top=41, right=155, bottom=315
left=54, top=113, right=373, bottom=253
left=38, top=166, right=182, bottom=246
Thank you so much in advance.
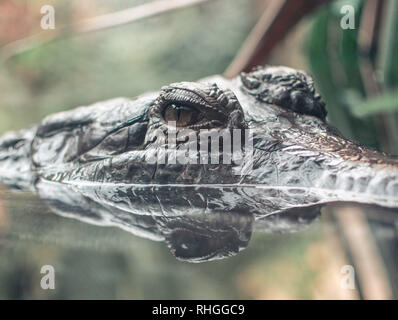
left=350, top=90, right=398, bottom=117
left=306, top=0, right=398, bottom=151
left=378, top=0, right=398, bottom=89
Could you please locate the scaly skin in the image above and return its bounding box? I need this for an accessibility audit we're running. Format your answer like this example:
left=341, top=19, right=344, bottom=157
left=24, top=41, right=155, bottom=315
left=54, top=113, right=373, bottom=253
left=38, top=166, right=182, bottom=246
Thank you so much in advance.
left=1, top=65, right=397, bottom=262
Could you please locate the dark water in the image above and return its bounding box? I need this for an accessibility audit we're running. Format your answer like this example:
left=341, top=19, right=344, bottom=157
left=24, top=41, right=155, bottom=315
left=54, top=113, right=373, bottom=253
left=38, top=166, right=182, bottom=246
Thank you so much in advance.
left=0, top=183, right=397, bottom=299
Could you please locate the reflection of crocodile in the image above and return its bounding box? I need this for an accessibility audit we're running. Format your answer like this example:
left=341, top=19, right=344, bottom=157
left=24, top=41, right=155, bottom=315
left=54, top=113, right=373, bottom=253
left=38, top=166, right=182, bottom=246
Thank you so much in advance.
left=1, top=66, right=398, bottom=262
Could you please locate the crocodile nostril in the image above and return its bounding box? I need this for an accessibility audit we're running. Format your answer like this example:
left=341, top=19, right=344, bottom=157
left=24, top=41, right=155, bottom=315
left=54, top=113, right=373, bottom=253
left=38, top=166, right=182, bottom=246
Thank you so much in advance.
left=275, top=90, right=292, bottom=109
left=240, top=65, right=328, bottom=121
left=290, top=92, right=307, bottom=112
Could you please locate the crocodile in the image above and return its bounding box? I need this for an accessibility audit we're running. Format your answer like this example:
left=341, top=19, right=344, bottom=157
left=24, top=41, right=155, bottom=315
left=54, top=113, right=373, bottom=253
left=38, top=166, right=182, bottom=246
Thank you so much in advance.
left=1, top=65, right=398, bottom=262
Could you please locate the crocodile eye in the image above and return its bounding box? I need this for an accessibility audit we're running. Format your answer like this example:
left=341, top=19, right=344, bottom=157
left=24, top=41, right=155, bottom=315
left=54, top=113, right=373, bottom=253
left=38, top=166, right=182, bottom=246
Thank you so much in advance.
left=163, top=104, right=199, bottom=127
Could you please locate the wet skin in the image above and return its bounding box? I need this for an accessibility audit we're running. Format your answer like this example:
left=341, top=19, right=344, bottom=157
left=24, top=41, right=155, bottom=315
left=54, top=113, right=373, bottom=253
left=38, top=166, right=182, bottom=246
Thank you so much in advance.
left=0, top=66, right=397, bottom=262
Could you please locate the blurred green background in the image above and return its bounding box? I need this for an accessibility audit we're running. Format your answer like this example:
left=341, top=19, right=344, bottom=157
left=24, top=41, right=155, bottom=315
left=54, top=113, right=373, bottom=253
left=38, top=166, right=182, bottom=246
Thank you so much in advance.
left=0, top=0, right=397, bottom=299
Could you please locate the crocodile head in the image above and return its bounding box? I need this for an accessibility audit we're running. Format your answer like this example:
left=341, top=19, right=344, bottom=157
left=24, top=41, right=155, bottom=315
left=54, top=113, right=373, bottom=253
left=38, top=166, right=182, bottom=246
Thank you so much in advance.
left=1, top=65, right=398, bottom=261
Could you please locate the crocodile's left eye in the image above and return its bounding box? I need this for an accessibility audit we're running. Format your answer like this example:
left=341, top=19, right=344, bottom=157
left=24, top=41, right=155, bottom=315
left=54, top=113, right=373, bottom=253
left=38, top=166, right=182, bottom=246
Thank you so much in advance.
left=163, top=104, right=200, bottom=127
left=151, top=82, right=245, bottom=130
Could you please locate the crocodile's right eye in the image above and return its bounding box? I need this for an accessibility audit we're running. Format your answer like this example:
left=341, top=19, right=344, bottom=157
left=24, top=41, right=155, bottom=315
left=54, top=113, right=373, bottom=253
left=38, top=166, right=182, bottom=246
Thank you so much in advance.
left=163, top=104, right=200, bottom=127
